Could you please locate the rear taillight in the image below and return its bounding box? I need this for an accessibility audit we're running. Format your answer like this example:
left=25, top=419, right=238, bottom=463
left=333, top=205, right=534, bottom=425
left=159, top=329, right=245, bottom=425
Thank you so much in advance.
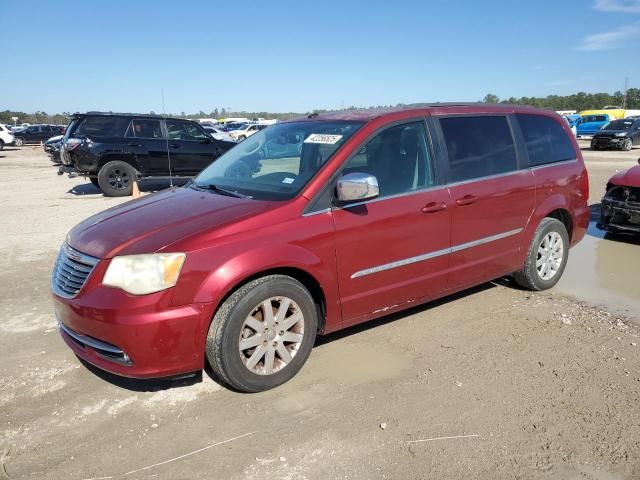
left=580, top=170, right=590, bottom=200
left=66, top=138, right=83, bottom=151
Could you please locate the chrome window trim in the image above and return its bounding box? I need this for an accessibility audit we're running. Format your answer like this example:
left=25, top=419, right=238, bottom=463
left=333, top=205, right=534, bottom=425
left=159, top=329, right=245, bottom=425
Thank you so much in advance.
left=351, top=228, right=523, bottom=279
left=528, top=159, right=577, bottom=170
left=446, top=168, right=525, bottom=188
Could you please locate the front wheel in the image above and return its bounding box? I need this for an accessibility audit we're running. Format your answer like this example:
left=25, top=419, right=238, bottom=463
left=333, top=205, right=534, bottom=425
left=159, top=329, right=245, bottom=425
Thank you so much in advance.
left=513, top=218, right=569, bottom=291
left=15, top=137, right=24, bottom=147
left=623, top=138, right=633, bottom=151
left=97, top=160, right=136, bottom=196
left=206, top=275, right=317, bottom=392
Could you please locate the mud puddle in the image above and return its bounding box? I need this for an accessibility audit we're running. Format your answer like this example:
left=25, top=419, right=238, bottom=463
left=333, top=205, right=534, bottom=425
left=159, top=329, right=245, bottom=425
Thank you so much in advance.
left=557, top=221, right=640, bottom=324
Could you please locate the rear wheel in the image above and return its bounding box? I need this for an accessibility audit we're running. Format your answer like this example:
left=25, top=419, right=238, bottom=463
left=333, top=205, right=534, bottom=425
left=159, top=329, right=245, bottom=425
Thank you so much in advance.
left=15, top=137, right=24, bottom=147
left=206, top=275, right=317, bottom=392
left=97, top=161, right=136, bottom=197
left=513, top=218, right=569, bottom=291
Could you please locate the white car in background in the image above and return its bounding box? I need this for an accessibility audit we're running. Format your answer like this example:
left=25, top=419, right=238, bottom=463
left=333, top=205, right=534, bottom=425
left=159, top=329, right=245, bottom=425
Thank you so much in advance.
left=228, top=123, right=268, bottom=141
left=0, top=124, right=15, bottom=150
left=202, top=126, right=235, bottom=142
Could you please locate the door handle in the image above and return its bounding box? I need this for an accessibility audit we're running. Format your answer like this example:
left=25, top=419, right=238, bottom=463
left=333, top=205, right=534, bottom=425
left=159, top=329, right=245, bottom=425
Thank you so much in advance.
left=455, top=194, right=478, bottom=206
left=170, top=143, right=181, bottom=149
left=421, top=202, right=447, bottom=214
left=127, top=142, right=141, bottom=147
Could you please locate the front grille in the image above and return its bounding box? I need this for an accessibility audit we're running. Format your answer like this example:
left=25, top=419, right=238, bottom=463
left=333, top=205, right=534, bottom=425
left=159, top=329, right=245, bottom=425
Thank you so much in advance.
left=52, top=244, right=99, bottom=298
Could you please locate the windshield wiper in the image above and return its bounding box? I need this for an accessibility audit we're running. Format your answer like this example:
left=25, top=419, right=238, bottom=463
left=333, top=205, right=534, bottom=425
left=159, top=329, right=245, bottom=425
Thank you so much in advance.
left=194, top=183, right=251, bottom=199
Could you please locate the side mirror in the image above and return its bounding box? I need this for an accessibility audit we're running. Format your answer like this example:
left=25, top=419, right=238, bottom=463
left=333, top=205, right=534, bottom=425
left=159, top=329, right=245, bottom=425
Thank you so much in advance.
left=336, top=172, right=379, bottom=203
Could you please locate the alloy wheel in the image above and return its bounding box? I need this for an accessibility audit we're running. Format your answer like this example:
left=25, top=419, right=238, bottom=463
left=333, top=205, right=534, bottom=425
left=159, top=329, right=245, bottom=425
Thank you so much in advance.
left=108, top=168, right=130, bottom=191
left=536, top=231, right=564, bottom=281
left=238, top=296, right=304, bottom=375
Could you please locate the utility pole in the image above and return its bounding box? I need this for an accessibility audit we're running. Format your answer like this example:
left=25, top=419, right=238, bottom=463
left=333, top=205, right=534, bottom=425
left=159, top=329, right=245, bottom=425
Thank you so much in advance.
left=623, top=77, right=629, bottom=109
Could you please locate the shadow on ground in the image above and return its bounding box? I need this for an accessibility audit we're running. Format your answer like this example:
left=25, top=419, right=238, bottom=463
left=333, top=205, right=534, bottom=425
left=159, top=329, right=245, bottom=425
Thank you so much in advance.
left=67, top=178, right=191, bottom=196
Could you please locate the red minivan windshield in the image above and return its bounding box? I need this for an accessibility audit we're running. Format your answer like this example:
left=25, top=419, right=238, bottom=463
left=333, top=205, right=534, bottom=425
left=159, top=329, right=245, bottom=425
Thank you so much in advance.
left=193, top=120, right=363, bottom=200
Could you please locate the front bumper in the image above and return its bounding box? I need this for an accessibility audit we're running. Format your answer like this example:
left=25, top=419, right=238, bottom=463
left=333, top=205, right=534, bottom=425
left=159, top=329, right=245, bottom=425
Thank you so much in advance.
left=598, top=187, right=640, bottom=233
left=53, top=287, right=214, bottom=378
left=592, top=136, right=626, bottom=149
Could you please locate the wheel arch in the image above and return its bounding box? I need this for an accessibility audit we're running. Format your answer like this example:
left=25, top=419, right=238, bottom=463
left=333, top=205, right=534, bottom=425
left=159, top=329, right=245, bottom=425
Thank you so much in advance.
left=97, top=154, right=141, bottom=174
left=545, top=208, right=573, bottom=240
left=213, top=266, right=328, bottom=334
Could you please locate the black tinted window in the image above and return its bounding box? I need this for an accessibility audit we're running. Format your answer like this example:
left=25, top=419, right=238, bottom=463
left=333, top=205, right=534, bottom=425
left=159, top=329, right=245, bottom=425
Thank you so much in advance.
left=343, top=122, right=435, bottom=198
left=125, top=119, right=163, bottom=139
left=517, top=114, right=575, bottom=166
left=76, top=117, right=126, bottom=137
left=166, top=121, right=209, bottom=141
left=440, top=116, right=517, bottom=183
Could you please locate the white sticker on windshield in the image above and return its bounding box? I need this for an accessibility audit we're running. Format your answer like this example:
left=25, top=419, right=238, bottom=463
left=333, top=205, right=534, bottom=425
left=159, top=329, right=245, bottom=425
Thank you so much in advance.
left=304, top=133, right=343, bottom=144
left=282, top=177, right=295, bottom=184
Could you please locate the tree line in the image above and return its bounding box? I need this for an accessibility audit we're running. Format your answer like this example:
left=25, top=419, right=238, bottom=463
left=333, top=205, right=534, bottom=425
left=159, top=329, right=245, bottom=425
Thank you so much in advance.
left=2, top=88, right=639, bottom=125
left=482, top=89, right=640, bottom=111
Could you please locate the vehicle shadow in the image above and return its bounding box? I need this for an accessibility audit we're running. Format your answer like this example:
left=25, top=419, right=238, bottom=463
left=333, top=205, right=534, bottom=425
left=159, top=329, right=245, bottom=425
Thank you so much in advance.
left=77, top=357, right=211, bottom=391
left=2, top=148, right=20, bottom=151
left=67, top=178, right=191, bottom=196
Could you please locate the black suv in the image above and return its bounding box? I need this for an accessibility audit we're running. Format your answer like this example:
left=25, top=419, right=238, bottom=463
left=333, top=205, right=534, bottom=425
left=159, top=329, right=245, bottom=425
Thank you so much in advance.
left=59, top=113, right=236, bottom=196
left=591, top=118, right=640, bottom=151
left=14, top=125, right=65, bottom=146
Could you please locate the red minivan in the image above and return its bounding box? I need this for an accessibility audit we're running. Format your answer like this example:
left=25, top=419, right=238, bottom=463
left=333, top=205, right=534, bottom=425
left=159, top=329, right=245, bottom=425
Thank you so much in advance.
left=52, top=104, right=590, bottom=392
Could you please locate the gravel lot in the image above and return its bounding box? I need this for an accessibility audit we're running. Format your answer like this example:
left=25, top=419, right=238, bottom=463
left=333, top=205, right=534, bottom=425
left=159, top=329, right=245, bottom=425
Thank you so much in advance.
left=1, top=143, right=639, bottom=479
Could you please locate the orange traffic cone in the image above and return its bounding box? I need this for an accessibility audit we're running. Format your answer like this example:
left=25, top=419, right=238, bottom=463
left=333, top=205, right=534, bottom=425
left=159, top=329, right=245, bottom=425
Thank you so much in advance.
left=132, top=180, right=140, bottom=199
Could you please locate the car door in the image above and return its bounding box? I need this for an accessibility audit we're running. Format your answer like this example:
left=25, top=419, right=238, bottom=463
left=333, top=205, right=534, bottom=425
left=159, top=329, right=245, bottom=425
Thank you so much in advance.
left=165, top=120, right=218, bottom=175
left=123, top=118, right=168, bottom=176
left=332, top=120, right=452, bottom=324
left=435, top=115, right=535, bottom=290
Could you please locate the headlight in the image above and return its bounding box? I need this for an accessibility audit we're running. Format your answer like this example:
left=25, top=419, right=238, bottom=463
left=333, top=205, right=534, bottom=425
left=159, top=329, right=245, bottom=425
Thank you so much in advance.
left=615, top=132, right=627, bottom=137
left=103, top=253, right=186, bottom=295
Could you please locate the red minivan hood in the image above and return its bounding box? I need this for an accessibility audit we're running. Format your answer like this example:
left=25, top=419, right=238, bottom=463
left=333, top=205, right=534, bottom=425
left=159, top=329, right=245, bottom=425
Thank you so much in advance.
left=609, top=165, right=640, bottom=187
left=68, top=187, right=272, bottom=258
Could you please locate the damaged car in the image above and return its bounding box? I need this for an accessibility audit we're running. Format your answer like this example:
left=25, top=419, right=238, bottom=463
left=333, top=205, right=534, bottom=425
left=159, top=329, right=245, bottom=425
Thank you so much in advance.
left=599, top=161, right=640, bottom=233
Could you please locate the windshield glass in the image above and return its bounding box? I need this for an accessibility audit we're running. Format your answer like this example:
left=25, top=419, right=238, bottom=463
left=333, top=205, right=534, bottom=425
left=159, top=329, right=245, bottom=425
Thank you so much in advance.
left=604, top=120, right=634, bottom=130
left=194, top=120, right=363, bottom=200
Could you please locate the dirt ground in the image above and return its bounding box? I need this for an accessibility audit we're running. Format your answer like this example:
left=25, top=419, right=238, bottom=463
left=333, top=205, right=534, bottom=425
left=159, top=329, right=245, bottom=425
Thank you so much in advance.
left=0, top=142, right=639, bottom=480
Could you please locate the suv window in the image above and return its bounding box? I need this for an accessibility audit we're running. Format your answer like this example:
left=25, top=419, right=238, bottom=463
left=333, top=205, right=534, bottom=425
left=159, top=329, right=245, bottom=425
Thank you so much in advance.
left=517, top=114, right=576, bottom=166
left=440, top=116, right=517, bottom=183
left=342, top=122, right=434, bottom=198
left=166, top=121, right=209, bottom=141
left=76, top=117, right=125, bottom=137
left=125, top=119, right=163, bottom=139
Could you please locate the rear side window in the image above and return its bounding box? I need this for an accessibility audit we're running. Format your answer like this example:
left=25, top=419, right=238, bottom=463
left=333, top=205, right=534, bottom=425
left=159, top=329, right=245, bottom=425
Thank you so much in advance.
left=517, top=114, right=575, bottom=166
left=125, top=119, right=163, bottom=139
left=75, top=117, right=126, bottom=137
left=439, top=116, right=517, bottom=183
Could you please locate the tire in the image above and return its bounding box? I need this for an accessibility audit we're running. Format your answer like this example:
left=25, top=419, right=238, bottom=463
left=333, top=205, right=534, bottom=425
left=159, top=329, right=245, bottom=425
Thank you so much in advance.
left=15, top=137, right=24, bottom=147
left=623, top=138, right=632, bottom=151
left=97, top=160, right=136, bottom=197
left=206, top=275, right=318, bottom=393
left=89, top=177, right=101, bottom=189
left=0, top=140, right=4, bottom=151
left=513, top=218, right=569, bottom=291
left=238, top=135, right=246, bottom=141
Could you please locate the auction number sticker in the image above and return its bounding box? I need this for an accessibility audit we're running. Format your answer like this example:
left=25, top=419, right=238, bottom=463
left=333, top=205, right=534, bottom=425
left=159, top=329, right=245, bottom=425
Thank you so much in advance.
left=304, top=134, right=343, bottom=144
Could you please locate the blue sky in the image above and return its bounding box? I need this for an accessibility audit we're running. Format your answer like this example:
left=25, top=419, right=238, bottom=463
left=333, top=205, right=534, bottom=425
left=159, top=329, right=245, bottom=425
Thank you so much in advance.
left=2, top=0, right=640, bottom=114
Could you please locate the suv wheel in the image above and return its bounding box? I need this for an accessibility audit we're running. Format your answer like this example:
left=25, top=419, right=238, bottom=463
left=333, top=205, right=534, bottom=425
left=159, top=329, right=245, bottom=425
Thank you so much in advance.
left=206, top=275, right=317, bottom=392
left=623, top=138, right=633, bottom=151
left=15, top=137, right=24, bottom=147
left=0, top=140, right=4, bottom=151
left=513, top=218, right=569, bottom=291
left=97, top=161, right=136, bottom=197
